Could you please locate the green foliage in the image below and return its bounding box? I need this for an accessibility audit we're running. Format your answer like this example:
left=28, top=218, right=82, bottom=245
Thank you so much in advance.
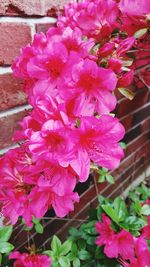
left=98, top=168, right=115, bottom=184
left=22, top=217, right=44, bottom=234
left=43, top=236, right=74, bottom=267
left=0, top=225, right=14, bottom=265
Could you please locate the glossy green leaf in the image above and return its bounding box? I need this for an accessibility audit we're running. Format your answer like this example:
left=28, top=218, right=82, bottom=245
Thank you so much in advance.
left=0, top=242, right=14, bottom=254
left=51, top=236, right=61, bottom=255
left=101, top=205, right=119, bottom=224
left=134, top=28, right=148, bottom=38
left=118, top=87, right=135, bottom=100
left=73, top=257, right=80, bottom=267
left=141, top=205, right=150, bottom=216
left=106, top=174, right=114, bottom=184
left=59, top=256, right=70, bottom=267
left=0, top=226, right=13, bottom=242
left=60, top=240, right=72, bottom=256
left=78, top=250, right=91, bottom=260
left=35, top=223, right=44, bottom=234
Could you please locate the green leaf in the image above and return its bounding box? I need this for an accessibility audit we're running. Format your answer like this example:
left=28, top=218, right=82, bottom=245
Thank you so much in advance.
left=129, top=192, right=139, bottom=202
left=35, top=223, right=43, bottom=234
left=88, top=208, right=97, bottom=220
left=141, top=205, right=150, bottom=216
left=23, top=226, right=33, bottom=231
left=77, top=239, right=86, bottom=250
left=106, top=174, right=114, bottom=184
left=69, top=228, right=81, bottom=238
left=0, top=242, right=14, bottom=254
left=78, top=250, right=91, bottom=260
left=134, top=28, right=148, bottom=38
left=51, top=262, right=60, bottom=267
left=0, top=226, right=13, bottom=242
left=98, top=175, right=105, bottom=183
left=67, top=252, right=75, bottom=261
left=118, top=87, right=135, bottom=100
left=119, top=142, right=127, bottom=149
left=101, top=205, right=119, bottom=224
left=32, top=217, right=40, bottom=224
left=76, top=118, right=81, bottom=128
left=114, top=197, right=128, bottom=221
left=71, top=243, right=78, bottom=255
left=0, top=253, right=2, bottom=265
left=130, top=200, right=142, bottom=215
left=43, top=250, right=52, bottom=257
left=73, top=257, right=80, bottom=267
left=51, top=236, right=61, bottom=255
left=58, top=256, right=70, bottom=267
left=60, top=240, right=72, bottom=256
left=122, top=59, right=133, bottom=67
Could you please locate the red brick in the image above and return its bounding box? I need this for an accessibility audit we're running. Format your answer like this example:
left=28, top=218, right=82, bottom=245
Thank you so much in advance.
left=0, top=110, right=26, bottom=149
left=0, top=23, right=32, bottom=65
left=0, top=73, right=27, bottom=111
left=0, top=0, right=71, bottom=16
left=141, top=117, right=150, bottom=132
left=36, top=23, right=56, bottom=34
left=116, top=88, right=149, bottom=118
left=121, top=114, right=132, bottom=131
left=126, top=131, right=150, bottom=157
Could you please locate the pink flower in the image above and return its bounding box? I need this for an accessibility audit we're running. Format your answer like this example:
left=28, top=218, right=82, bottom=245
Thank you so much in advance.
left=95, top=213, right=118, bottom=258
left=116, top=37, right=136, bottom=57
left=119, top=0, right=150, bottom=16
left=29, top=119, right=75, bottom=165
left=115, top=230, right=134, bottom=260
left=71, top=115, right=125, bottom=179
left=95, top=213, right=115, bottom=245
left=108, top=58, right=122, bottom=73
left=29, top=181, right=79, bottom=218
left=10, top=251, right=51, bottom=267
left=61, top=58, right=117, bottom=114
left=98, top=42, right=115, bottom=58
left=47, top=26, right=94, bottom=57
left=119, top=0, right=150, bottom=36
left=117, top=70, right=134, bottom=87
left=96, top=215, right=134, bottom=260
left=58, top=0, right=118, bottom=40
left=0, top=148, right=33, bottom=225
left=133, top=237, right=150, bottom=267
left=121, top=237, right=150, bottom=267
left=142, top=216, right=150, bottom=240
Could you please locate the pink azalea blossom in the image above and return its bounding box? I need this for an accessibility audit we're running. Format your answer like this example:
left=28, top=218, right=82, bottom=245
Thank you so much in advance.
left=119, top=0, right=150, bottom=16
left=121, top=237, right=150, bottom=267
left=95, top=213, right=118, bottom=258
left=10, top=251, right=51, bottom=267
left=98, top=42, right=115, bottom=58
left=117, top=70, right=134, bottom=87
left=29, top=181, right=79, bottom=218
left=29, top=119, right=75, bottom=165
left=61, top=58, right=117, bottom=114
left=108, top=58, right=122, bottom=73
left=116, top=37, right=136, bottom=57
left=141, top=216, right=150, bottom=240
left=71, top=115, right=125, bottom=180
left=58, top=0, right=118, bottom=40
left=119, top=0, right=150, bottom=36
left=96, top=217, right=134, bottom=260
left=95, top=213, right=114, bottom=245
left=115, top=230, right=134, bottom=260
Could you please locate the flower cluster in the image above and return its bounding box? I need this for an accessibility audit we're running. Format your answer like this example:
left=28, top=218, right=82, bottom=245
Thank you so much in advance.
left=96, top=214, right=150, bottom=266
left=0, top=0, right=149, bottom=231
left=10, top=251, right=51, bottom=267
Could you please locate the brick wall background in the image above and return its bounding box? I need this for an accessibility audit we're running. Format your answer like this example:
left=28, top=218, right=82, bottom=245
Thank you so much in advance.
left=0, top=0, right=150, bottom=250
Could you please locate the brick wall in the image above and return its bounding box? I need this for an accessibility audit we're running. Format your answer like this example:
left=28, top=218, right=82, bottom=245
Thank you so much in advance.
left=0, top=0, right=150, bottom=249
